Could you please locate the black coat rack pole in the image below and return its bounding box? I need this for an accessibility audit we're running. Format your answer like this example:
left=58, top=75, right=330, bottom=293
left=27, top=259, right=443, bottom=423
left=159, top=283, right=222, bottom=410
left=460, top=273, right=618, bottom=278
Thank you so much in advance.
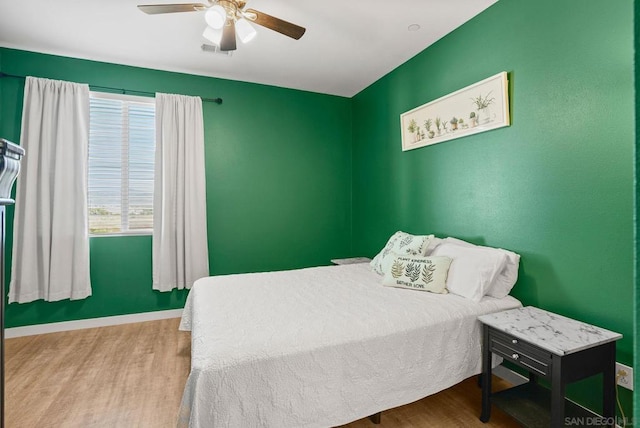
left=0, top=204, right=6, bottom=428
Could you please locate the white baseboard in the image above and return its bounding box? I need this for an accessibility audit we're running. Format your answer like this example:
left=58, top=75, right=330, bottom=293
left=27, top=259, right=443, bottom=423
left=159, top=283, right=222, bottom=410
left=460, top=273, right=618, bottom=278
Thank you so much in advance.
left=5, top=309, right=183, bottom=338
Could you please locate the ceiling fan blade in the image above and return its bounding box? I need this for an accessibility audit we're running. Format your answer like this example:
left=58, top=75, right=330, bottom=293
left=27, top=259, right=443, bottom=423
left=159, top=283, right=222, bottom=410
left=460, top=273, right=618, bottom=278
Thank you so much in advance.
left=220, top=22, right=237, bottom=51
left=137, top=3, right=208, bottom=14
left=244, top=8, right=306, bottom=40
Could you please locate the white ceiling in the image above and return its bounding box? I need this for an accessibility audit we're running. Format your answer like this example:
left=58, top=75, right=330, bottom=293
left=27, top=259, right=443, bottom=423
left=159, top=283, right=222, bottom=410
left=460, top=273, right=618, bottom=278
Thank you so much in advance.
left=0, top=0, right=497, bottom=97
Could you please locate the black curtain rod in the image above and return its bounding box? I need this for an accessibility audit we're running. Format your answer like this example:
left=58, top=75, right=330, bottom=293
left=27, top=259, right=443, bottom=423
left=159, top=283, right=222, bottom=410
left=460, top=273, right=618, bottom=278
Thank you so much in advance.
left=0, top=72, right=223, bottom=104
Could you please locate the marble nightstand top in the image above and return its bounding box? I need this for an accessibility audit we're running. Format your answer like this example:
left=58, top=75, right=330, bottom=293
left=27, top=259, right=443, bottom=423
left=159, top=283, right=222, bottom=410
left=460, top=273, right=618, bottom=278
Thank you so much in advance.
left=478, top=306, right=622, bottom=356
left=331, top=257, right=371, bottom=265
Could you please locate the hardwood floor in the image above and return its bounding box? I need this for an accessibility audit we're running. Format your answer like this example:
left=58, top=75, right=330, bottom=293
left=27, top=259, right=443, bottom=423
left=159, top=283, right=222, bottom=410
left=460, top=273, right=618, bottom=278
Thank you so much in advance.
left=6, top=319, right=520, bottom=427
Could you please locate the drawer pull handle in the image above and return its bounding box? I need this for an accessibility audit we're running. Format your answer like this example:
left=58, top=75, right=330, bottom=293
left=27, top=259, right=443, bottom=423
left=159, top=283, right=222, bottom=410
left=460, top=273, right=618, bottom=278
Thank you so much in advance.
left=512, top=353, right=519, bottom=360
left=512, top=339, right=518, bottom=344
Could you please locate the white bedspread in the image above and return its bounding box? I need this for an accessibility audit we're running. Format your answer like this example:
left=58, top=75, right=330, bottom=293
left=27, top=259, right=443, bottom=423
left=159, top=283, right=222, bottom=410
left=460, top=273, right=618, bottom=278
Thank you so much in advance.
left=178, top=263, right=521, bottom=428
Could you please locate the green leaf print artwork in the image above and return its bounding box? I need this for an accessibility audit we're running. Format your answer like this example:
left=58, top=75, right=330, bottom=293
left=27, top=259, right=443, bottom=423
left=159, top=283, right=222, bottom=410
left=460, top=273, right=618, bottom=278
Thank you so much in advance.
left=421, top=262, right=436, bottom=285
left=391, top=259, right=405, bottom=278
left=405, top=262, right=420, bottom=282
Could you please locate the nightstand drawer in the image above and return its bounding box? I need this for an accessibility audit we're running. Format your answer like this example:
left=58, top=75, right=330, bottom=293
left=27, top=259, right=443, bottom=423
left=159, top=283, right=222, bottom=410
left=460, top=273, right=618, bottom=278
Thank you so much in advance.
left=489, top=328, right=552, bottom=377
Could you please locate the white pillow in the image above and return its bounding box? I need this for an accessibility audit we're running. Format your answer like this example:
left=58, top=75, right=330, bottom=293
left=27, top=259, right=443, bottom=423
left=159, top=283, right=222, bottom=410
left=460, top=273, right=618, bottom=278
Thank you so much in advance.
left=370, top=231, right=434, bottom=275
left=431, top=243, right=508, bottom=302
left=443, top=237, right=520, bottom=298
left=382, top=254, right=452, bottom=294
left=424, top=237, right=444, bottom=255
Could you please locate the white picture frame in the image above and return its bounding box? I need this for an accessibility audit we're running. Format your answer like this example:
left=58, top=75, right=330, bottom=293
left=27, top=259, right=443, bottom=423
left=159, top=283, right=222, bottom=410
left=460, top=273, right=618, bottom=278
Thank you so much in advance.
left=400, top=72, right=510, bottom=151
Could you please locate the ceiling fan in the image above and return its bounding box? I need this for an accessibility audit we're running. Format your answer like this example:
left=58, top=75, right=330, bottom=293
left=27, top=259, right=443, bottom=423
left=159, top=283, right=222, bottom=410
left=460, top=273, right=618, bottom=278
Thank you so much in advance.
left=138, top=1, right=306, bottom=52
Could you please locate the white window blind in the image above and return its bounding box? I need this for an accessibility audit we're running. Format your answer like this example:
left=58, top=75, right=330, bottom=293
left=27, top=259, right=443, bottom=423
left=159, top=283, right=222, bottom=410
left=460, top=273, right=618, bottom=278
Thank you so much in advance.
left=88, top=92, right=155, bottom=235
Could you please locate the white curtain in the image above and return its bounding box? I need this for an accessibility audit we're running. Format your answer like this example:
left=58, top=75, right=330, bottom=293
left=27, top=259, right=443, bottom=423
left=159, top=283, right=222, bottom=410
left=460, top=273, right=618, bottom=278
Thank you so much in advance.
left=9, top=77, right=91, bottom=303
left=153, top=93, right=209, bottom=292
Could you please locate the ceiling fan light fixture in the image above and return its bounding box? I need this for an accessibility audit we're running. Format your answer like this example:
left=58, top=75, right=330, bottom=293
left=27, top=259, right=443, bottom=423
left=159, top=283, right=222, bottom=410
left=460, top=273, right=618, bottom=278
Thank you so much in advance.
left=236, top=18, right=257, bottom=44
left=137, top=2, right=306, bottom=51
left=202, top=26, right=223, bottom=45
left=205, top=5, right=226, bottom=29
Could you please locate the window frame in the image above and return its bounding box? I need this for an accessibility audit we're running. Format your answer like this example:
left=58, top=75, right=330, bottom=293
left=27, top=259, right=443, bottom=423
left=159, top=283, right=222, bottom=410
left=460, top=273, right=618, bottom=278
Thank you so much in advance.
left=88, top=91, right=156, bottom=237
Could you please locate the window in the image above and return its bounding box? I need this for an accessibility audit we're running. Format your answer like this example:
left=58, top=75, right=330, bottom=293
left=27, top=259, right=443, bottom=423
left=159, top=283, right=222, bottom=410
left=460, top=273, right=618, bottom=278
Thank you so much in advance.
left=88, top=92, right=155, bottom=235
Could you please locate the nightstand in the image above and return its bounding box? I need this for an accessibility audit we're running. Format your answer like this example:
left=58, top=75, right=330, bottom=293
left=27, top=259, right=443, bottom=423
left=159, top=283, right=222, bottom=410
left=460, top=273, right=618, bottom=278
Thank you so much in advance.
left=330, top=257, right=371, bottom=265
left=478, top=306, right=622, bottom=428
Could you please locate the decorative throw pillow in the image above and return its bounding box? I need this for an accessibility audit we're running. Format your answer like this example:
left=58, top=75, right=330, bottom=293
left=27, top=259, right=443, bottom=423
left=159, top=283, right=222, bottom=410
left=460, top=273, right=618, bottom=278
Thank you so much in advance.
left=443, top=237, right=520, bottom=298
left=431, top=242, right=508, bottom=302
left=382, top=254, right=452, bottom=294
left=370, top=231, right=435, bottom=275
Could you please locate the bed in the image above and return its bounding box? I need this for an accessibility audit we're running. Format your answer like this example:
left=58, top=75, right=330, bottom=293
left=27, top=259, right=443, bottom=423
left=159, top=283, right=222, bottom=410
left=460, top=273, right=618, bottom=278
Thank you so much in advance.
left=177, top=261, right=521, bottom=428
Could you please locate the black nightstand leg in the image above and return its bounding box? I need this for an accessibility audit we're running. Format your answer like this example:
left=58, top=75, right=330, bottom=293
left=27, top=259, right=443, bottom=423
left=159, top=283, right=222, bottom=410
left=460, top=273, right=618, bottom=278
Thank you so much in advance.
left=550, top=355, right=565, bottom=428
left=480, top=324, right=492, bottom=423
left=602, top=343, right=616, bottom=426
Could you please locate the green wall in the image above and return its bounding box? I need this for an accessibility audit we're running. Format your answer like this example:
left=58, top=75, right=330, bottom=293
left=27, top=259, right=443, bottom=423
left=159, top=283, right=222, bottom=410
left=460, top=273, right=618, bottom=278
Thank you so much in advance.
left=634, top=0, right=639, bottom=420
left=351, top=0, right=634, bottom=419
left=0, top=48, right=353, bottom=328
left=0, top=0, right=636, bottom=420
